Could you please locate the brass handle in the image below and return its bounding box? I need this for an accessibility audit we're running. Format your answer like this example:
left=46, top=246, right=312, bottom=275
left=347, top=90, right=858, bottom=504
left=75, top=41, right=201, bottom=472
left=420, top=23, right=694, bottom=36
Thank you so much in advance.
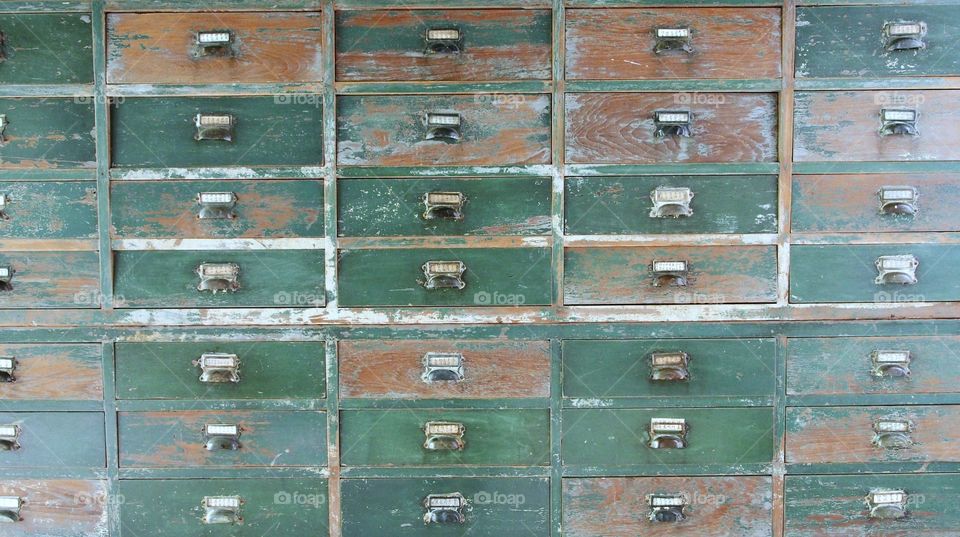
left=883, top=22, right=926, bottom=52
left=195, top=30, right=235, bottom=56
left=424, top=28, right=463, bottom=54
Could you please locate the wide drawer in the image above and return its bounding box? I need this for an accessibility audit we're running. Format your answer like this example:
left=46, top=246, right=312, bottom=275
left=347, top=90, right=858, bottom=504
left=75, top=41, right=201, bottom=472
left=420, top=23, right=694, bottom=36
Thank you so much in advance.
left=566, top=8, right=781, bottom=80
left=0, top=181, right=97, bottom=240
left=111, top=180, right=324, bottom=239
left=0, top=98, right=96, bottom=169
left=338, top=177, right=551, bottom=237
left=0, top=480, right=107, bottom=536
left=565, top=175, right=778, bottom=235
left=0, top=251, right=100, bottom=308
left=562, top=407, right=774, bottom=465
left=0, top=412, right=104, bottom=467
left=565, top=92, right=778, bottom=164
left=336, top=94, right=551, bottom=166
left=107, top=12, right=323, bottom=84
left=564, top=476, right=773, bottom=536
left=0, top=13, right=92, bottom=84
left=338, top=247, right=552, bottom=307
left=336, top=9, right=551, bottom=81
left=113, top=249, right=325, bottom=308
left=0, top=343, right=102, bottom=401
left=340, top=409, right=550, bottom=466
left=341, top=477, right=549, bottom=536
left=564, top=245, right=778, bottom=305
left=111, top=96, right=323, bottom=168
left=339, top=339, right=550, bottom=399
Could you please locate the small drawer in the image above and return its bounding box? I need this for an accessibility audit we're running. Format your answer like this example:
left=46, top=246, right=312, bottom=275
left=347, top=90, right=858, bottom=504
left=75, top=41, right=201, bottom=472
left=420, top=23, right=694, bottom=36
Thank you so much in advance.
left=563, top=339, right=776, bottom=399
left=0, top=480, right=107, bottom=535
left=111, top=180, right=324, bottom=239
left=0, top=251, right=100, bottom=308
left=338, top=247, right=552, bottom=307
left=794, top=90, right=960, bottom=162
left=565, top=92, right=778, bottom=164
left=107, top=12, right=323, bottom=84
left=0, top=182, right=97, bottom=240
left=566, top=8, right=781, bottom=80
left=564, top=245, right=778, bottom=305
left=565, top=175, right=778, bottom=235
left=338, top=177, right=551, bottom=237
left=119, top=410, right=326, bottom=468
left=118, top=478, right=328, bottom=536
left=337, top=94, right=551, bottom=166
left=111, top=96, right=322, bottom=168
left=113, top=249, right=325, bottom=308
left=0, top=344, right=102, bottom=401
left=0, top=412, right=105, bottom=468
left=336, top=9, right=551, bottom=81
left=0, top=98, right=95, bottom=169
left=562, top=407, right=773, bottom=466
left=0, top=13, right=93, bottom=84
left=797, top=6, right=960, bottom=78
left=342, top=477, right=549, bottom=536
left=564, top=476, right=773, bottom=536
left=339, top=339, right=550, bottom=399
left=340, top=409, right=549, bottom=466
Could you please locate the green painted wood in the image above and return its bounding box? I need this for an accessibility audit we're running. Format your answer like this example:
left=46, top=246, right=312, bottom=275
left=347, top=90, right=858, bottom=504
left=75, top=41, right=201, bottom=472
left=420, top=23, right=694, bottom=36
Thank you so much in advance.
left=0, top=97, right=96, bottom=168
left=340, top=409, right=550, bottom=466
left=0, top=13, right=93, bottom=84
left=0, top=250, right=99, bottom=308
left=336, top=0, right=549, bottom=7
left=336, top=81, right=551, bottom=95
left=0, top=411, right=104, bottom=467
left=115, top=341, right=326, bottom=400
left=566, top=0, right=778, bottom=5
left=0, top=181, right=96, bottom=238
left=0, top=2, right=91, bottom=11
left=107, top=0, right=320, bottom=8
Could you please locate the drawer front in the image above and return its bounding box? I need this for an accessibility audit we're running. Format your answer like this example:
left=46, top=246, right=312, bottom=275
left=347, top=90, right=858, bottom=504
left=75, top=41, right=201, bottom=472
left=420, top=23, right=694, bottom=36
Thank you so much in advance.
left=119, top=410, right=326, bottom=468
left=566, top=8, right=781, bottom=80
left=790, top=244, right=960, bottom=303
left=0, top=14, right=93, bottom=84
left=338, top=177, right=551, bottom=237
left=341, top=477, right=549, bottom=536
left=338, top=247, right=552, bottom=307
left=0, top=344, right=102, bottom=401
left=563, top=338, right=776, bottom=399
left=339, top=339, right=550, bottom=399
left=111, top=96, right=322, bottom=168
left=787, top=405, right=960, bottom=464
left=340, top=409, right=550, bottom=466
left=118, top=478, right=328, bottom=536
left=562, top=407, right=774, bottom=465
left=0, top=480, right=107, bottom=536
left=111, top=180, right=324, bottom=239
left=336, top=94, right=551, bottom=166
left=565, top=175, right=778, bottom=235
left=564, top=245, right=778, bottom=305
left=0, top=412, right=104, bottom=467
left=336, top=9, right=551, bottom=81
left=0, top=251, right=99, bottom=308
left=564, top=476, right=773, bottom=536
left=794, top=90, right=960, bottom=162
left=565, top=92, right=778, bottom=164
left=0, top=98, right=96, bottom=169
left=0, top=182, right=97, bottom=240
left=113, top=249, right=324, bottom=308
left=797, top=6, right=960, bottom=78
left=787, top=336, right=960, bottom=397
left=107, top=12, right=323, bottom=84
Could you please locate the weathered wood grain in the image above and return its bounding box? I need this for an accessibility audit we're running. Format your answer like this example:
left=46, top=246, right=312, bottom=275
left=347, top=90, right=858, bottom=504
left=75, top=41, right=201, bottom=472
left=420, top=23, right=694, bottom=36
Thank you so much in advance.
left=0, top=411, right=105, bottom=467
left=0, top=181, right=97, bottom=239
left=0, top=480, right=108, bottom=536
left=0, top=98, right=96, bottom=169
left=0, top=13, right=93, bottom=84
left=0, top=251, right=99, bottom=308
left=0, top=343, right=102, bottom=400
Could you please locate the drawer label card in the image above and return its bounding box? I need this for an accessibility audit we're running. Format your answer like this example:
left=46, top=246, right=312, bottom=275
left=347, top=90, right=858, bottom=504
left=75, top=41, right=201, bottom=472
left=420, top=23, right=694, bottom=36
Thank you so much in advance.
left=650, top=186, right=694, bottom=218
left=883, top=21, right=927, bottom=51
left=647, top=493, right=687, bottom=523
left=866, top=489, right=908, bottom=519
left=196, top=262, right=241, bottom=294
left=423, top=421, right=466, bottom=451
left=0, top=424, right=20, bottom=451
left=421, top=352, right=466, bottom=383
left=0, top=356, right=15, bottom=382
left=0, top=496, right=23, bottom=523
left=874, top=255, right=918, bottom=285
left=423, top=493, right=467, bottom=525
left=648, top=418, right=688, bottom=449
left=201, top=496, right=244, bottom=525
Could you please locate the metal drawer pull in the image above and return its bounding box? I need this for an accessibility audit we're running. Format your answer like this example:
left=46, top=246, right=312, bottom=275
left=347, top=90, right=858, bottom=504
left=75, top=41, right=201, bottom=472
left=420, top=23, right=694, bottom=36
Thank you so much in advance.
left=423, top=191, right=466, bottom=221
left=883, top=21, right=926, bottom=52
left=421, top=352, right=465, bottom=383
left=196, top=262, right=240, bottom=293
left=654, top=110, right=692, bottom=138
left=650, top=351, right=690, bottom=382
left=0, top=424, right=20, bottom=451
left=651, top=260, right=689, bottom=287
left=201, top=496, right=243, bottom=525
left=423, top=421, right=466, bottom=451
left=874, top=255, right=918, bottom=285
left=648, top=418, right=687, bottom=449
left=424, top=112, right=462, bottom=142
left=197, top=192, right=238, bottom=220
left=423, top=493, right=466, bottom=525
left=194, top=113, right=235, bottom=142
left=203, top=423, right=242, bottom=451
left=871, top=349, right=911, bottom=378
left=0, top=496, right=22, bottom=523
left=195, top=30, right=234, bottom=56
left=866, top=489, right=908, bottom=520
left=425, top=28, right=463, bottom=55
left=878, top=186, right=919, bottom=216
left=650, top=186, right=694, bottom=218
left=647, top=493, right=687, bottom=523
left=0, top=31, right=6, bottom=62
left=879, top=108, right=919, bottom=137
left=421, top=260, right=466, bottom=290
left=0, top=356, right=15, bottom=382
left=195, top=352, right=241, bottom=384
left=0, top=194, right=8, bottom=220
left=872, top=418, right=914, bottom=449
left=0, top=265, right=12, bottom=291
left=0, top=115, right=7, bottom=145
left=654, top=27, right=693, bottom=54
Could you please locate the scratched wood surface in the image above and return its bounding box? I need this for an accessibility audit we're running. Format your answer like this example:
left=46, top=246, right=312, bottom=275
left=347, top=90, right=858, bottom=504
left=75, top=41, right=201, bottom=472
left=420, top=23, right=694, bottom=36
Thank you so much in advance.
left=0, top=411, right=105, bottom=467
left=0, top=182, right=97, bottom=239
left=0, top=13, right=93, bottom=84
left=0, top=98, right=96, bottom=169
left=0, top=251, right=99, bottom=308
left=0, top=343, right=101, bottom=400
left=0, top=480, right=108, bottom=536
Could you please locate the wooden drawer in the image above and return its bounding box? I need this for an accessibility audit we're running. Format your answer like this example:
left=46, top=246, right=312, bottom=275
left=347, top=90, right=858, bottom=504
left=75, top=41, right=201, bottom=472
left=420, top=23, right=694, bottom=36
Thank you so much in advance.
left=119, top=410, right=326, bottom=468
left=339, top=339, right=550, bottom=399
left=797, top=6, right=960, bottom=78
left=338, top=177, right=551, bottom=237
left=562, top=407, right=773, bottom=466
left=565, top=92, right=778, bottom=164
left=336, top=94, right=551, bottom=166
left=0, top=13, right=92, bottom=84
left=563, top=338, right=776, bottom=399
left=336, top=9, right=551, bottom=82
left=565, top=175, right=778, bottom=235
left=338, top=247, right=552, bottom=307
left=566, top=8, right=781, bottom=80
left=107, top=12, right=323, bottom=84
left=0, top=344, right=102, bottom=401
left=564, top=245, right=778, bottom=305
left=111, top=180, right=324, bottom=239
left=0, top=182, right=97, bottom=240
left=118, top=478, right=328, bottom=536
left=111, top=96, right=322, bottom=168
left=0, top=251, right=99, bottom=308
left=340, top=409, right=550, bottom=466
left=341, top=477, right=549, bottom=536
left=794, top=90, right=960, bottom=162
left=790, top=244, right=960, bottom=303
left=0, top=98, right=95, bottom=169
left=113, top=249, right=324, bottom=308
left=564, top=476, right=773, bottom=536
left=0, top=412, right=104, bottom=468
left=0, top=480, right=107, bottom=536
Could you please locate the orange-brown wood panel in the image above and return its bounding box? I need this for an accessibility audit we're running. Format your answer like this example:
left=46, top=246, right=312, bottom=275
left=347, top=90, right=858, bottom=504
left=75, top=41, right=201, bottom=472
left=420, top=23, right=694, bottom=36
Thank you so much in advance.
left=0, top=480, right=108, bottom=535
left=0, top=344, right=102, bottom=401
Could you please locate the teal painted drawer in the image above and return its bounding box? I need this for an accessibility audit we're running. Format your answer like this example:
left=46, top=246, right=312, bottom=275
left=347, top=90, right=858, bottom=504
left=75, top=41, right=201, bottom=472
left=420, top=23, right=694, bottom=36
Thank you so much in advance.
left=0, top=182, right=97, bottom=240
left=0, top=98, right=96, bottom=169
left=0, top=343, right=102, bottom=401
left=0, top=412, right=104, bottom=468
left=0, top=251, right=100, bottom=308
left=0, top=480, right=108, bottom=536
left=0, top=14, right=93, bottom=84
